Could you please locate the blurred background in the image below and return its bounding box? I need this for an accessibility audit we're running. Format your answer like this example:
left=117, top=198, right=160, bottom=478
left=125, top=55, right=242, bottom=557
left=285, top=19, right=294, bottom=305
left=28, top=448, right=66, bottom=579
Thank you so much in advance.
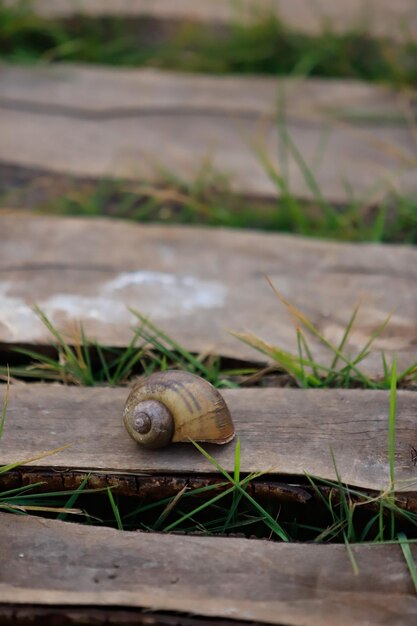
left=1, top=0, right=416, bottom=243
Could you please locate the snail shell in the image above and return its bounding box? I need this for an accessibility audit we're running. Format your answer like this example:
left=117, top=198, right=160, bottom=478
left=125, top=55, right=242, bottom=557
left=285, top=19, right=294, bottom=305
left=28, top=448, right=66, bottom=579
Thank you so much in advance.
left=123, top=370, right=235, bottom=449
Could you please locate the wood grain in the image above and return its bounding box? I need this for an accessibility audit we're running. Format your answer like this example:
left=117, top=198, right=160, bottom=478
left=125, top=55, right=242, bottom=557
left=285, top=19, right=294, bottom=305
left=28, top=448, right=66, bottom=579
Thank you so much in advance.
left=1, top=384, right=417, bottom=493
left=1, top=513, right=417, bottom=626
left=1, top=65, right=416, bottom=203
left=0, top=214, right=416, bottom=376
left=6, top=0, right=417, bottom=42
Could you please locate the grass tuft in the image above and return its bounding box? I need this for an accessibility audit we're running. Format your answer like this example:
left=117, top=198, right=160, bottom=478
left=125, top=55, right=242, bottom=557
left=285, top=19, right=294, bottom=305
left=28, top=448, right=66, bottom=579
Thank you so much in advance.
left=232, top=281, right=416, bottom=390
left=0, top=307, right=242, bottom=387
left=9, top=168, right=415, bottom=245
left=1, top=3, right=416, bottom=87
left=1, top=297, right=416, bottom=390
left=191, top=439, right=289, bottom=542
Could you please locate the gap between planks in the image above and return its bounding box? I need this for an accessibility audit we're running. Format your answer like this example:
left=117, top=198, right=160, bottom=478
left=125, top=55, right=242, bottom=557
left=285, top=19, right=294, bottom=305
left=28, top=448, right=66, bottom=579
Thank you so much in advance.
left=1, top=513, right=417, bottom=626
left=1, top=384, right=417, bottom=494
left=1, top=65, right=416, bottom=204
left=0, top=468, right=311, bottom=505
left=4, top=0, right=417, bottom=43
left=0, top=605, right=255, bottom=626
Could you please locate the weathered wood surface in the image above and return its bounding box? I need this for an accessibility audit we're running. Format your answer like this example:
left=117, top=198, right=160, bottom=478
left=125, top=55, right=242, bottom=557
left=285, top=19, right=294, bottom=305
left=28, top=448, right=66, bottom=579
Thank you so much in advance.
left=1, top=215, right=417, bottom=376
left=1, top=514, right=417, bottom=626
left=6, top=0, right=417, bottom=42
left=1, top=65, right=416, bottom=203
left=1, top=384, right=417, bottom=493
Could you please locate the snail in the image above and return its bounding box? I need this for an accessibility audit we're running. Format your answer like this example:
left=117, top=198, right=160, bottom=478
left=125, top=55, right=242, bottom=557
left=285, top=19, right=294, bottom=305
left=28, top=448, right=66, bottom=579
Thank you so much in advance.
left=123, top=370, right=235, bottom=449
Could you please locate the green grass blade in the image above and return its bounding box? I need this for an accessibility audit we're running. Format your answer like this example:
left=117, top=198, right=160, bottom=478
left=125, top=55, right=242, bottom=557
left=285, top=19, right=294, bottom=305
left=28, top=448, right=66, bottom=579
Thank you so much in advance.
left=343, top=533, right=359, bottom=575
left=330, top=448, right=356, bottom=542
left=398, top=533, right=417, bottom=593
left=329, top=303, right=360, bottom=371
left=382, top=352, right=390, bottom=382
left=221, top=438, right=245, bottom=532
left=80, top=325, right=94, bottom=386
left=389, top=355, right=398, bottom=491
left=107, top=487, right=123, bottom=530
left=12, top=347, right=62, bottom=368
left=0, top=483, right=44, bottom=500
left=279, top=124, right=338, bottom=225
left=57, top=475, right=89, bottom=521
left=296, top=328, right=307, bottom=387
left=95, top=342, right=112, bottom=384
left=297, top=329, right=320, bottom=381
left=350, top=313, right=393, bottom=371
left=0, top=444, right=72, bottom=475
left=397, top=361, right=417, bottom=383
left=0, top=367, right=10, bottom=440
left=153, top=485, right=188, bottom=530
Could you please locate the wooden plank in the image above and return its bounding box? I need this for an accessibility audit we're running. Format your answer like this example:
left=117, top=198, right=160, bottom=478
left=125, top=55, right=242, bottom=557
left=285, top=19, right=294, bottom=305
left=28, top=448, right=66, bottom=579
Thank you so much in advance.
left=0, top=214, right=416, bottom=376
left=1, top=64, right=412, bottom=119
left=1, top=65, right=416, bottom=203
left=1, top=384, right=417, bottom=493
left=1, top=513, right=417, bottom=626
left=5, top=0, right=417, bottom=42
